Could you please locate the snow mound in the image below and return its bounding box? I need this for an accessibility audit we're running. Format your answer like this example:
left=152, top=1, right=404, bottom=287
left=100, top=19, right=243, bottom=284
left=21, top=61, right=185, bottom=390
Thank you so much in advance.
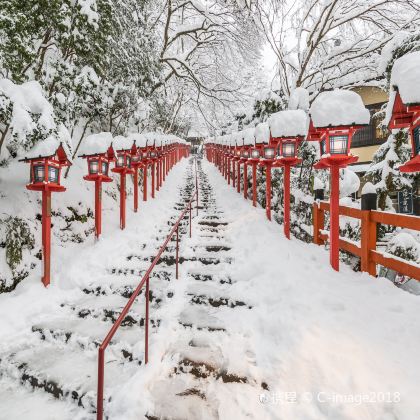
left=340, top=168, right=360, bottom=198
left=255, top=122, right=269, bottom=144
left=310, top=90, right=370, bottom=128
left=390, top=51, right=420, bottom=105
left=362, top=182, right=376, bottom=195
left=113, top=135, right=134, bottom=151
left=269, top=109, right=308, bottom=138
left=78, top=132, right=113, bottom=156
left=313, top=177, right=324, bottom=190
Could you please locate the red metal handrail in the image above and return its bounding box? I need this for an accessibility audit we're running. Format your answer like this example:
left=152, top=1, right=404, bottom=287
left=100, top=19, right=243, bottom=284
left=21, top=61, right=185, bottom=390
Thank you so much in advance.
left=96, top=187, right=199, bottom=419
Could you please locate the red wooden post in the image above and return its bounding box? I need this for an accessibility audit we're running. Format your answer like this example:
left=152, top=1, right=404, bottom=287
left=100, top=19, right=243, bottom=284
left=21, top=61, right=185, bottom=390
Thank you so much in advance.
left=189, top=201, right=192, bottom=238
left=237, top=161, right=241, bottom=193
left=232, top=160, right=236, bottom=188
left=361, top=211, right=377, bottom=276
left=163, top=157, right=166, bottom=182
left=42, top=190, right=51, bottom=287
left=283, top=163, right=291, bottom=239
left=133, top=168, right=139, bottom=212
left=143, top=165, right=148, bottom=202
left=151, top=162, right=155, bottom=199
left=243, top=163, right=248, bottom=199
left=252, top=163, right=257, bottom=207
left=145, top=276, right=149, bottom=364
left=313, top=202, right=325, bottom=245
left=176, top=225, right=179, bottom=279
left=97, top=348, right=105, bottom=420
left=156, top=161, right=160, bottom=192
left=330, top=164, right=340, bottom=271
left=120, top=173, right=126, bottom=230
left=266, top=165, right=272, bottom=221
left=227, top=159, right=231, bottom=185
left=95, top=180, right=102, bottom=238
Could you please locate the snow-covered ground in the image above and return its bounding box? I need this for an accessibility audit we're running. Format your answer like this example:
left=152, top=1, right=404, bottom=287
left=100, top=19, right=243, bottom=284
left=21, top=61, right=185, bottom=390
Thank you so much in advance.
left=0, top=157, right=419, bottom=420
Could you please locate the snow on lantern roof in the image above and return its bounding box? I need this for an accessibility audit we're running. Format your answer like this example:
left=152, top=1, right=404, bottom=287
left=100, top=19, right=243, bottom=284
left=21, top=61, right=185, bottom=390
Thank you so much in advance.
left=268, top=110, right=308, bottom=138
left=113, top=135, right=134, bottom=151
left=241, top=127, right=256, bottom=145
left=127, top=133, right=147, bottom=148
left=78, top=132, right=113, bottom=156
left=310, top=89, right=370, bottom=128
left=230, top=132, right=241, bottom=146
left=390, top=51, right=420, bottom=106
left=255, top=122, right=270, bottom=144
left=22, top=133, right=71, bottom=165
left=288, top=87, right=309, bottom=112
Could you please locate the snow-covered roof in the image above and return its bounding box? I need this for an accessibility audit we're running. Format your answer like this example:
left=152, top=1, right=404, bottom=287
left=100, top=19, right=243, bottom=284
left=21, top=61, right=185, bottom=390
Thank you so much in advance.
left=78, top=132, right=113, bottom=156
left=240, top=127, right=256, bottom=145
left=288, top=87, right=309, bottom=111
left=390, top=51, right=420, bottom=106
left=113, top=135, right=134, bottom=151
left=268, top=110, right=308, bottom=138
left=255, top=122, right=270, bottom=144
left=126, top=133, right=147, bottom=148
left=310, top=90, right=370, bottom=128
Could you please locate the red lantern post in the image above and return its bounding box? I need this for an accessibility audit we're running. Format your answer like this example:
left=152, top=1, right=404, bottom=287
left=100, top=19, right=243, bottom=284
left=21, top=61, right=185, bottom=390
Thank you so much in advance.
left=79, top=135, right=115, bottom=239
left=111, top=137, right=135, bottom=229
left=20, top=141, right=71, bottom=287
left=310, top=90, right=370, bottom=271
left=269, top=110, right=308, bottom=239
left=386, top=52, right=420, bottom=172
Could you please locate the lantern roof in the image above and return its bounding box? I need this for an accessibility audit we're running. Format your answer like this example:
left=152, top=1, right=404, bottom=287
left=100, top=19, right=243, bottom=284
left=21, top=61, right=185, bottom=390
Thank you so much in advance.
left=255, top=122, right=270, bottom=144
left=78, top=132, right=114, bottom=157
left=310, top=89, right=370, bottom=128
left=20, top=136, right=71, bottom=165
left=269, top=109, right=308, bottom=138
left=241, top=127, right=255, bottom=145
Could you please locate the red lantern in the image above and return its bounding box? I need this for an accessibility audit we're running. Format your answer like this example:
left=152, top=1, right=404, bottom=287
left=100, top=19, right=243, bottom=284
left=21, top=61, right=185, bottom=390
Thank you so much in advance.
left=20, top=141, right=71, bottom=287
left=79, top=135, right=115, bottom=240
left=111, top=137, right=135, bottom=230
left=268, top=109, right=308, bottom=239
left=310, top=90, right=370, bottom=271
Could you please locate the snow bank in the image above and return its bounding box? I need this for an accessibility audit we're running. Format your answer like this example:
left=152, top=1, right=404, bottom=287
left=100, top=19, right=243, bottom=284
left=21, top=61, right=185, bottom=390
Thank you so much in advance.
left=310, top=90, right=370, bottom=128
left=268, top=109, right=308, bottom=138
left=113, top=135, right=134, bottom=151
left=78, top=132, right=113, bottom=156
left=313, top=177, right=324, bottom=190
left=255, top=122, right=269, bottom=144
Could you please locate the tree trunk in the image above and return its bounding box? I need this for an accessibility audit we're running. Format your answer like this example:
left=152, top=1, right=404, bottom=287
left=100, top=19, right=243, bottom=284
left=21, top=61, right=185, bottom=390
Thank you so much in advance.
left=64, top=119, right=91, bottom=178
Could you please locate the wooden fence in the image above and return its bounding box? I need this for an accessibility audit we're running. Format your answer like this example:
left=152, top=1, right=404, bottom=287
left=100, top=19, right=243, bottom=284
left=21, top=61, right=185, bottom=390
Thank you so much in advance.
left=313, top=201, right=420, bottom=281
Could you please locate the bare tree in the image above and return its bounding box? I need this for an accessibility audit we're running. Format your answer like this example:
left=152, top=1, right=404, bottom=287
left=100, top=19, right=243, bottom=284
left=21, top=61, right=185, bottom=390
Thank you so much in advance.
left=253, top=0, right=420, bottom=98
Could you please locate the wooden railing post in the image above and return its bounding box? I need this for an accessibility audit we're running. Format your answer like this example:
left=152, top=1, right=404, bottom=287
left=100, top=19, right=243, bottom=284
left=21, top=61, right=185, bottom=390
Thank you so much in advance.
left=360, top=210, right=377, bottom=276
left=313, top=202, right=324, bottom=245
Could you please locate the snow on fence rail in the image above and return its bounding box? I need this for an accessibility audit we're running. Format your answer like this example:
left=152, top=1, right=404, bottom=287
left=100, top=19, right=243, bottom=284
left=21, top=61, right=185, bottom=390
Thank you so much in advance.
left=96, top=167, right=199, bottom=420
left=313, top=201, right=420, bottom=281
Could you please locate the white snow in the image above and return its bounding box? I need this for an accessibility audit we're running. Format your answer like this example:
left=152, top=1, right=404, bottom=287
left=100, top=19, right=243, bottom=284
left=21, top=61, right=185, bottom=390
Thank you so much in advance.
left=240, top=127, right=256, bottom=145
left=268, top=109, right=308, bottom=138
left=310, top=90, right=370, bottom=128
left=313, top=177, right=324, bottom=190
left=254, top=122, right=270, bottom=144
left=361, top=182, right=376, bottom=195
left=339, top=168, right=360, bottom=198
left=389, top=51, right=420, bottom=106
left=113, top=135, right=135, bottom=151
left=78, top=132, right=114, bottom=156
left=288, top=87, right=309, bottom=111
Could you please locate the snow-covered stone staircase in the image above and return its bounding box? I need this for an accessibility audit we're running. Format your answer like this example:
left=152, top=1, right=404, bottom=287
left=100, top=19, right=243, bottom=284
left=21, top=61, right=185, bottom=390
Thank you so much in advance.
left=0, top=160, right=200, bottom=419
left=145, top=160, right=268, bottom=420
